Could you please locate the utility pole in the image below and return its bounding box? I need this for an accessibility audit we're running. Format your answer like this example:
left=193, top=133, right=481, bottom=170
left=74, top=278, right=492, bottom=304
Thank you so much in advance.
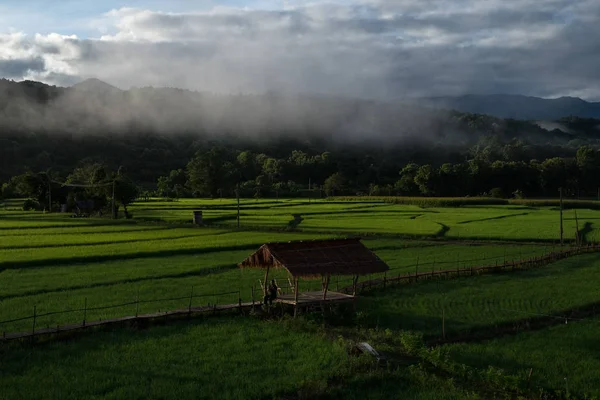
left=236, top=183, right=240, bottom=229
left=559, top=187, right=563, bottom=246
left=574, top=209, right=581, bottom=247
left=112, top=179, right=116, bottom=219
left=47, top=179, right=52, bottom=213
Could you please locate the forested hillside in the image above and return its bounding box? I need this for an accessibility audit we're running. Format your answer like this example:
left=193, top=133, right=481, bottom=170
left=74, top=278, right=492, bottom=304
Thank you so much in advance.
left=2, top=78, right=600, bottom=200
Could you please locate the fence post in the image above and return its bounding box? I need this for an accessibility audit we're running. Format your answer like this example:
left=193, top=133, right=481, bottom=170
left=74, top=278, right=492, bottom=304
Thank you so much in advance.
left=456, top=254, right=460, bottom=277
left=442, top=307, right=446, bottom=340
left=383, top=271, right=387, bottom=289
left=32, top=305, right=37, bottom=336
left=456, top=253, right=460, bottom=277
left=83, top=298, right=87, bottom=327
left=136, top=288, right=140, bottom=317
left=415, top=256, right=419, bottom=281
left=188, top=286, right=194, bottom=314
left=238, top=290, right=242, bottom=313
left=251, top=286, right=255, bottom=311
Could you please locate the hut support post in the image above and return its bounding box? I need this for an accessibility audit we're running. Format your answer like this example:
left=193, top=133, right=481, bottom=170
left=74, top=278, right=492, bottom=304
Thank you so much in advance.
left=294, top=277, right=299, bottom=317
left=352, top=275, right=359, bottom=296
left=323, top=274, right=330, bottom=300
left=263, top=265, right=270, bottom=297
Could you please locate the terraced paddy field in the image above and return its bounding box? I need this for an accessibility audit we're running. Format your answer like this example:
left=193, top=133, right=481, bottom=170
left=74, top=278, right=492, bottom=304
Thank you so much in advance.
left=359, top=252, right=600, bottom=338
left=0, top=210, right=549, bottom=333
left=2, top=198, right=600, bottom=398
left=128, top=198, right=600, bottom=242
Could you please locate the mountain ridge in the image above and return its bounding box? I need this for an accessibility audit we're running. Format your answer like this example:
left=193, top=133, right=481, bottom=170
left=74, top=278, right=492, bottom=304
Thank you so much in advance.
left=4, top=77, right=600, bottom=120
left=417, top=93, right=600, bottom=120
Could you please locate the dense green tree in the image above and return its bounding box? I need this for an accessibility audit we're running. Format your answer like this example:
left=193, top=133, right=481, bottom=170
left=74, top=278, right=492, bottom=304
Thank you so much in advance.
left=396, top=163, right=420, bottom=195
left=414, top=165, right=438, bottom=196
left=324, top=173, right=347, bottom=196
left=187, top=147, right=230, bottom=197
left=157, top=169, right=189, bottom=198
left=113, top=171, right=139, bottom=219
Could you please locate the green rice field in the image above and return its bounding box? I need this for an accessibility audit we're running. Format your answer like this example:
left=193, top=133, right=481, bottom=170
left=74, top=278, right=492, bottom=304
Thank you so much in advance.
left=446, top=317, right=600, bottom=397
left=360, top=252, right=600, bottom=337
left=2, top=197, right=600, bottom=398
left=124, top=198, right=599, bottom=242
left=0, top=210, right=549, bottom=333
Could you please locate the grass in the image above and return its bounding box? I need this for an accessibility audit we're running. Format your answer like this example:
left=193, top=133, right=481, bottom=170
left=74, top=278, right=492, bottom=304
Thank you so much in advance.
left=445, top=317, right=600, bottom=397
left=358, top=252, right=600, bottom=338
left=0, top=317, right=355, bottom=400
left=0, top=208, right=548, bottom=333
left=126, top=198, right=600, bottom=241
left=0, top=315, right=481, bottom=400
left=2, top=199, right=600, bottom=398
left=330, top=196, right=508, bottom=207
left=330, top=196, right=600, bottom=210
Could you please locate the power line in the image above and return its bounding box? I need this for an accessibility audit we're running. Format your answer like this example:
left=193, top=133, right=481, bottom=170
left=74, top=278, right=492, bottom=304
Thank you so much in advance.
left=50, top=180, right=114, bottom=188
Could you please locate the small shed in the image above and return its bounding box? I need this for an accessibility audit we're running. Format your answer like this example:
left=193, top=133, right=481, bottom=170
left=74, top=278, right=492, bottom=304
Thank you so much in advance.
left=239, top=238, right=389, bottom=310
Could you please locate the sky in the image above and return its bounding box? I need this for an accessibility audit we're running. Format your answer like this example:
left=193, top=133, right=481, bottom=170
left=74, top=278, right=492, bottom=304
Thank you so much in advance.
left=1, top=0, right=599, bottom=100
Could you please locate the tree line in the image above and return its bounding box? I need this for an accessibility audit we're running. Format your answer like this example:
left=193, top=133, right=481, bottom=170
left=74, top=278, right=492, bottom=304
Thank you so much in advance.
left=3, top=144, right=600, bottom=203
left=150, top=144, right=600, bottom=200
left=1, top=164, right=138, bottom=217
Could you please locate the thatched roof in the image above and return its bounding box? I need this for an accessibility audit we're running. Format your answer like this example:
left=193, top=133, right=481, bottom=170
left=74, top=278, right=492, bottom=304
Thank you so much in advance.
left=238, top=238, right=390, bottom=278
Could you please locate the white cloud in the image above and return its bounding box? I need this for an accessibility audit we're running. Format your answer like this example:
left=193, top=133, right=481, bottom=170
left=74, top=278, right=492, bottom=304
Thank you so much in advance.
left=2, top=0, right=600, bottom=100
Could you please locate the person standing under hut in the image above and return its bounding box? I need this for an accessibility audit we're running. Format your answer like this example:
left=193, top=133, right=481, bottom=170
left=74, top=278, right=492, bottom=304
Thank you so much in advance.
left=263, top=279, right=280, bottom=305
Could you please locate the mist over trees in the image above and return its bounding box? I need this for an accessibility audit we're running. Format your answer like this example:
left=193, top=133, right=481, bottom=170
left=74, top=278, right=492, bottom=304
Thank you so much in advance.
left=2, top=79, right=600, bottom=201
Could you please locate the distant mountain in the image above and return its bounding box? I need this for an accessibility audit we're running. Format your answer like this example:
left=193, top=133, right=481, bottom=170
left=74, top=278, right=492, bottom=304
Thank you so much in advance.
left=0, top=78, right=598, bottom=146
left=71, top=78, right=122, bottom=94
left=418, top=94, right=600, bottom=120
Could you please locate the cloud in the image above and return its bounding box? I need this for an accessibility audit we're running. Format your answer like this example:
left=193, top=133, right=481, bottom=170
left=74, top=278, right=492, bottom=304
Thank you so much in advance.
left=1, top=0, right=600, bottom=100
left=0, top=58, right=45, bottom=78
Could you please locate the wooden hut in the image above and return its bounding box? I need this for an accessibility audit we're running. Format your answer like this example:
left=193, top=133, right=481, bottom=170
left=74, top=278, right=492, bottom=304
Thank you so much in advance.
left=238, top=238, right=389, bottom=312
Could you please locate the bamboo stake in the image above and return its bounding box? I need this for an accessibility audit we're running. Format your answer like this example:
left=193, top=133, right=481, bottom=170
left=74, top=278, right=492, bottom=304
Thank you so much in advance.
left=263, top=265, right=270, bottom=297
left=415, top=256, right=419, bottom=281
left=442, top=307, right=445, bottom=340
left=323, top=274, right=330, bottom=300
left=83, top=298, right=87, bottom=326
left=560, top=187, right=564, bottom=246
left=32, top=306, right=37, bottom=336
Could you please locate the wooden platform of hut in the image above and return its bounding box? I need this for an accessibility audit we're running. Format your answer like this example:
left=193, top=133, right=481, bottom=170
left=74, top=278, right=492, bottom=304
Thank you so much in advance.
left=238, top=237, right=390, bottom=315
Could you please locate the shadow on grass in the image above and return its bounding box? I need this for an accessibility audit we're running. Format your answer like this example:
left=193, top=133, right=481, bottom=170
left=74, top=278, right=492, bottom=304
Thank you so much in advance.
left=287, top=214, right=304, bottom=230
left=579, top=222, right=594, bottom=243
left=0, top=242, right=260, bottom=272
left=0, top=264, right=239, bottom=301
left=457, top=212, right=530, bottom=225
left=0, top=219, right=137, bottom=231
left=0, top=225, right=171, bottom=237
left=434, top=223, right=450, bottom=237
left=0, top=231, right=225, bottom=251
